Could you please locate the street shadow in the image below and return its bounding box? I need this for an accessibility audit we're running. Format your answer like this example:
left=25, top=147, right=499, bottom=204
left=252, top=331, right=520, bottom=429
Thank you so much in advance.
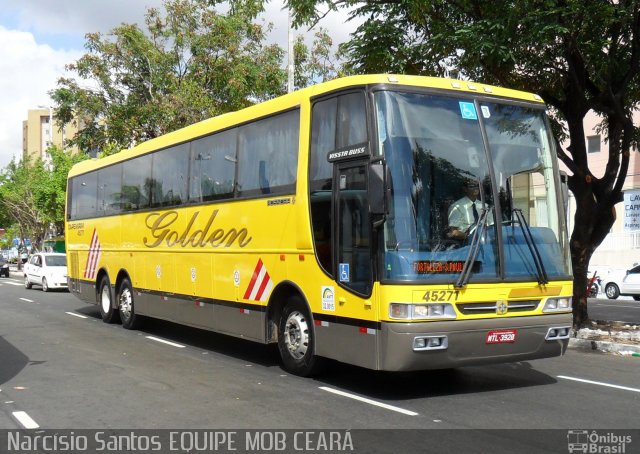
left=313, top=360, right=558, bottom=401
left=141, top=317, right=281, bottom=367
left=73, top=305, right=557, bottom=399
left=75, top=306, right=280, bottom=368
left=0, top=335, right=30, bottom=385
left=134, top=316, right=557, bottom=399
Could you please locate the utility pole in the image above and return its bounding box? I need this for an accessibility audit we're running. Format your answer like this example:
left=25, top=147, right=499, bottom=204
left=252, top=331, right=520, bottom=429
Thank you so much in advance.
left=287, top=9, right=294, bottom=93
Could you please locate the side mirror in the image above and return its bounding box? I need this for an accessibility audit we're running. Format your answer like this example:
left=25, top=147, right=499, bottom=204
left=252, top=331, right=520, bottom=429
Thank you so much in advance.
left=369, top=162, right=386, bottom=216
left=559, top=170, right=569, bottom=215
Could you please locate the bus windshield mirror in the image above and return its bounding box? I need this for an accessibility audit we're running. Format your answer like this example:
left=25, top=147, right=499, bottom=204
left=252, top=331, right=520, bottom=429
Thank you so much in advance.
left=369, top=162, right=387, bottom=219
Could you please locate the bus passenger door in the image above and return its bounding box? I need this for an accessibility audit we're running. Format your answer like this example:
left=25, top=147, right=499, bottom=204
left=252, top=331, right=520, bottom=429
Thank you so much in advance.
left=333, top=161, right=377, bottom=369
left=336, top=162, right=373, bottom=296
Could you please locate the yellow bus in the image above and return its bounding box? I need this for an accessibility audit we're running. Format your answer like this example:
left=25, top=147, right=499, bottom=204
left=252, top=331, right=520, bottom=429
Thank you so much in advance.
left=66, top=74, right=573, bottom=376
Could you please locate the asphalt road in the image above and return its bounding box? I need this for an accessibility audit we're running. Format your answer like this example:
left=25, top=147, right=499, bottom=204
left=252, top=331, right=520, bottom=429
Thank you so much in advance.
left=1, top=275, right=639, bottom=453
left=588, top=296, right=640, bottom=324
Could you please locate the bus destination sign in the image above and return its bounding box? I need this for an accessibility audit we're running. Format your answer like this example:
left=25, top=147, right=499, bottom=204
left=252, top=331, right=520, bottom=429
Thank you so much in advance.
left=412, top=260, right=479, bottom=274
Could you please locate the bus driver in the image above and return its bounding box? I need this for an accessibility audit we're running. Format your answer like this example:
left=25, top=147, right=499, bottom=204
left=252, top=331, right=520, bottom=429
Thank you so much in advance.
left=447, top=179, right=489, bottom=240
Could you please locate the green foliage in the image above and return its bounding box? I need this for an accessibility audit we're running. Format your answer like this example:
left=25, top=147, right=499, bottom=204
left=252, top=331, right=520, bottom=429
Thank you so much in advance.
left=0, top=148, right=88, bottom=250
left=0, top=157, right=48, bottom=250
left=51, top=0, right=289, bottom=156
left=293, top=28, right=346, bottom=88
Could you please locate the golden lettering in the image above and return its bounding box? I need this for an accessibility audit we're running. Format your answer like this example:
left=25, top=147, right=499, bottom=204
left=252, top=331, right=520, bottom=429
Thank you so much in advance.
left=143, top=210, right=252, bottom=249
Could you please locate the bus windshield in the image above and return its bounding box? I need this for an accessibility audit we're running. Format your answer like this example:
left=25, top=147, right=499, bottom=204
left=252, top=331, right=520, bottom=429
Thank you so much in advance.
left=375, top=90, right=571, bottom=283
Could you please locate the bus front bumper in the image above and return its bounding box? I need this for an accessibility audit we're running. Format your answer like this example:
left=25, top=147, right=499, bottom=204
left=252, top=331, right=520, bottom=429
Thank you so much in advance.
left=379, top=313, right=572, bottom=371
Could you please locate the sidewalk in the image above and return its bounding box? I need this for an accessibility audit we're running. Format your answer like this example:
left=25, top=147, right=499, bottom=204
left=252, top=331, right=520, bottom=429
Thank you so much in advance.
left=570, top=320, right=640, bottom=356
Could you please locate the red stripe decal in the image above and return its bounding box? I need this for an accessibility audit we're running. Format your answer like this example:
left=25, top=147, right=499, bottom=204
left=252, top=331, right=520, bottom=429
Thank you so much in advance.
left=243, top=259, right=263, bottom=299
left=254, top=270, right=271, bottom=301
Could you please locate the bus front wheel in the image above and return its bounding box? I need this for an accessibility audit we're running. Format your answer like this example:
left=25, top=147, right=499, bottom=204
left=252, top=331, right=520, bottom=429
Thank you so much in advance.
left=277, top=296, right=323, bottom=377
left=118, top=278, right=141, bottom=330
left=99, top=276, right=119, bottom=324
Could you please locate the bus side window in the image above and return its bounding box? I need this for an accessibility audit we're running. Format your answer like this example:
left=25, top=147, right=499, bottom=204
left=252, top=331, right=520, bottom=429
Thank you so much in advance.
left=237, top=110, right=299, bottom=197
left=189, top=128, right=237, bottom=203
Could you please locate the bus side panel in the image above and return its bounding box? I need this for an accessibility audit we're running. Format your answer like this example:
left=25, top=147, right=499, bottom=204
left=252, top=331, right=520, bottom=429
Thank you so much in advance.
left=299, top=266, right=379, bottom=370
left=313, top=321, right=378, bottom=370
left=172, top=254, right=216, bottom=330
left=134, top=253, right=157, bottom=317
left=212, top=253, right=265, bottom=342
left=214, top=303, right=264, bottom=342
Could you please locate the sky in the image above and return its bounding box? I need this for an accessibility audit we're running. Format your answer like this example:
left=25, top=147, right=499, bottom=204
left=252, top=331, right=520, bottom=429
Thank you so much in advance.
left=0, top=0, right=359, bottom=168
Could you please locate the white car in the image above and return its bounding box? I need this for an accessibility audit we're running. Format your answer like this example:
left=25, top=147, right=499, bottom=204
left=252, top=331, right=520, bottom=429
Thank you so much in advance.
left=24, top=253, right=68, bottom=292
left=602, top=264, right=640, bottom=300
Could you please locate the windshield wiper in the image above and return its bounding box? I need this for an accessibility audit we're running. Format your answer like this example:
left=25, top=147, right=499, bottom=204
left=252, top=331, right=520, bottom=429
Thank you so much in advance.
left=455, top=208, right=489, bottom=288
left=512, top=208, right=549, bottom=285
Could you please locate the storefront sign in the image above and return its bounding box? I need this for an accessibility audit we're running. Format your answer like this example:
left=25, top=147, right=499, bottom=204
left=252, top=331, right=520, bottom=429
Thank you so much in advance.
left=623, top=189, right=640, bottom=231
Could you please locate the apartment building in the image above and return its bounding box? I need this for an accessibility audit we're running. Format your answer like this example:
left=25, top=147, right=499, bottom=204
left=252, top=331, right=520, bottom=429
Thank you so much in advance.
left=22, top=108, right=80, bottom=162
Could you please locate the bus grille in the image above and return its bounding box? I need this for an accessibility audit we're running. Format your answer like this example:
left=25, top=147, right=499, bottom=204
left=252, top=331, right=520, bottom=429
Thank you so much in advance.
left=456, top=300, right=540, bottom=315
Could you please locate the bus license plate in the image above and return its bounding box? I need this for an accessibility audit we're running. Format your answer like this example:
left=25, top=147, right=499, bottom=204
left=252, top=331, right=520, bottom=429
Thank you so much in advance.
left=486, top=329, right=517, bottom=344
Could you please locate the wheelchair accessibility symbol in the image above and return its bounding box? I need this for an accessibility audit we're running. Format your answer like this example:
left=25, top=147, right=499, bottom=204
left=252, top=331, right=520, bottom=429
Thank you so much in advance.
left=339, top=263, right=350, bottom=282
left=459, top=101, right=478, bottom=120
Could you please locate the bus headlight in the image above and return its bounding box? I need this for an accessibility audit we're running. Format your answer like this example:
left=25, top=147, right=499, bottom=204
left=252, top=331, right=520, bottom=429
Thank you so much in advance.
left=543, top=297, right=572, bottom=313
left=389, top=303, right=457, bottom=320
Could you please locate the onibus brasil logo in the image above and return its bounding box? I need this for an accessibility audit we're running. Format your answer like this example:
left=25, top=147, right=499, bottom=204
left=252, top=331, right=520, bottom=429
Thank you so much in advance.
left=567, top=430, right=632, bottom=453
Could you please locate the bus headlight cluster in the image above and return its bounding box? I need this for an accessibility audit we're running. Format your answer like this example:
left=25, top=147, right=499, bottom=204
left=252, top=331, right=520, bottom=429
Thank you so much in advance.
left=543, top=297, right=572, bottom=313
left=389, top=303, right=457, bottom=320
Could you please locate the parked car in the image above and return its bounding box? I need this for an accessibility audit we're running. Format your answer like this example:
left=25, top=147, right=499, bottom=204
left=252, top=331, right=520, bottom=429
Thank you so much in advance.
left=602, top=264, right=640, bottom=300
left=0, top=256, right=9, bottom=278
left=24, top=253, right=68, bottom=292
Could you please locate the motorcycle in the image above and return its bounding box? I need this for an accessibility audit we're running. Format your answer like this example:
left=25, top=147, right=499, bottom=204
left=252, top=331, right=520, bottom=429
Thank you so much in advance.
left=587, top=271, right=601, bottom=298
left=0, top=261, right=9, bottom=278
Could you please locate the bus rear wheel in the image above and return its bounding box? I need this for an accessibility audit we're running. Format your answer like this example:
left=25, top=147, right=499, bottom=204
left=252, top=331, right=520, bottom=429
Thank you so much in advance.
left=277, top=296, right=323, bottom=377
left=118, top=277, right=141, bottom=330
left=99, top=276, right=119, bottom=324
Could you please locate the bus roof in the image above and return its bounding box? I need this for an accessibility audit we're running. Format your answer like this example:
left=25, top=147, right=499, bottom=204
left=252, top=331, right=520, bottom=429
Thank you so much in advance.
left=67, top=74, right=545, bottom=178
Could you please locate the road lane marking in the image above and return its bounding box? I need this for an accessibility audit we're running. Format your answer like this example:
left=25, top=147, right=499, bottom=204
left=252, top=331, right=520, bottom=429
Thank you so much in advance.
left=558, top=376, right=640, bottom=393
left=4, top=282, right=24, bottom=286
left=66, top=312, right=88, bottom=319
left=19, top=298, right=34, bottom=303
left=146, top=336, right=185, bottom=348
left=319, top=386, right=418, bottom=416
left=12, top=411, right=39, bottom=429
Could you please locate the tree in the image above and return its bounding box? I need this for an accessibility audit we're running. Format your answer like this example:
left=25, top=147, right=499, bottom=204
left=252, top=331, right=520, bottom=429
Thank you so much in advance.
left=51, top=0, right=288, bottom=155
left=0, top=148, right=86, bottom=260
left=35, top=147, right=89, bottom=234
left=284, top=0, right=640, bottom=328
left=293, top=27, right=346, bottom=88
left=0, top=158, right=49, bottom=260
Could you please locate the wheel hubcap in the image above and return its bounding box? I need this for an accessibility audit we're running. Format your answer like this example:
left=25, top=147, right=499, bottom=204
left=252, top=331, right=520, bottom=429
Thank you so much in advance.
left=283, top=311, right=309, bottom=359
left=101, top=285, right=111, bottom=313
left=119, top=288, right=133, bottom=319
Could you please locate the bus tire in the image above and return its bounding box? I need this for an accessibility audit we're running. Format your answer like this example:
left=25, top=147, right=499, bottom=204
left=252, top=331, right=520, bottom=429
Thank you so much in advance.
left=277, top=296, right=323, bottom=377
left=99, top=276, right=119, bottom=324
left=118, top=277, right=141, bottom=330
